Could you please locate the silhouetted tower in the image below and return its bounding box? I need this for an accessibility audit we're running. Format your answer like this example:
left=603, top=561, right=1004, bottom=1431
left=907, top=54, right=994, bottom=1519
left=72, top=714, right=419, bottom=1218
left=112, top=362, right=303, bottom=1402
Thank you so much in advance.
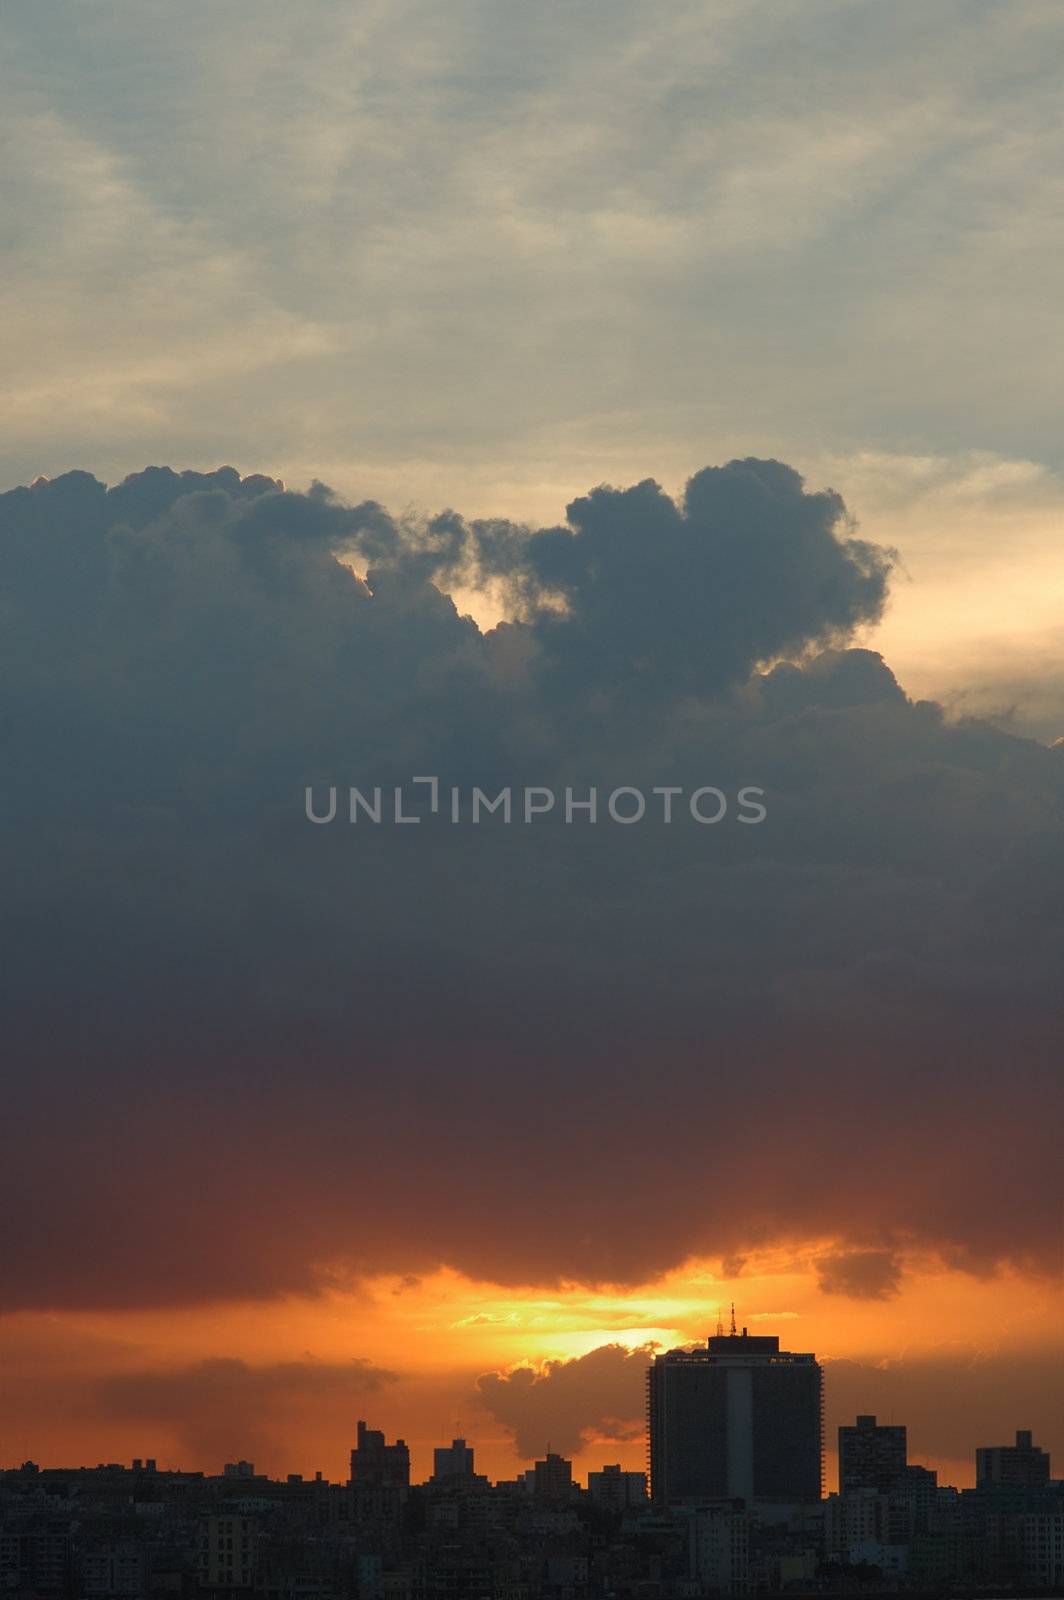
left=648, top=1324, right=822, bottom=1505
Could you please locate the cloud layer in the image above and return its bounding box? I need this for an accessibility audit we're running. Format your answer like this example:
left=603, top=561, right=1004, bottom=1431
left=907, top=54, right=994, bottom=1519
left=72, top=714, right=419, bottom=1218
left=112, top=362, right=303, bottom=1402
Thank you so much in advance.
left=4, top=1, right=1064, bottom=487
left=2, top=462, right=1062, bottom=1312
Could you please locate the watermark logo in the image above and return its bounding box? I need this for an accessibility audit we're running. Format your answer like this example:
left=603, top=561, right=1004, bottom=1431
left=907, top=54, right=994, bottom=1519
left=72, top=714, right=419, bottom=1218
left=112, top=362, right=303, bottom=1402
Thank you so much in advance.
left=305, top=779, right=767, bottom=825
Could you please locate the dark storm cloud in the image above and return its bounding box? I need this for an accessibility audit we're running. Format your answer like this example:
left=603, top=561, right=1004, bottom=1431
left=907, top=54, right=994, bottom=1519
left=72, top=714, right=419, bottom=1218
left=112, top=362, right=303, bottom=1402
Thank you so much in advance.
left=476, top=1346, right=650, bottom=1460
left=533, top=461, right=888, bottom=695
left=96, top=1357, right=397, bottom=1468
left=378, top=458, right=892, bottom=701
left=1, top=460, right=1062, bottom=1309
left=815, top=1250, right=903, bottom=1301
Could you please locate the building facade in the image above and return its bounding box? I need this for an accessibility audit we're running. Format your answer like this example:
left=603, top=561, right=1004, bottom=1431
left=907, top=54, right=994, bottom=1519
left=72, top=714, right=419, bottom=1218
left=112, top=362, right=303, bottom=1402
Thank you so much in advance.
left=648, top=1327, right=823, bottom=1505
left=199, top=1513, right=259, bottom=1590
left=532, top=1452, right=574, bottom=1502
left=349, top=1422, right=410, bottom=1490
left=839, top=1415, right=908, bottom=1494
left=687, top=1504, right=752, bottom=1593
left=587, top=1464, right=649, bottom=1510
left=977, top=1429, right=1051, bottom=1489
left=431, top=1438, right=475, bottom=1483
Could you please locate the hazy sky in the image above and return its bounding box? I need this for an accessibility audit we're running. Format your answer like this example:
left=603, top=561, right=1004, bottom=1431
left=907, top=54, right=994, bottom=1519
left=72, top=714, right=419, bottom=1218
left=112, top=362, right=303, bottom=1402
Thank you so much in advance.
left=4, top=0, right=1064, bottom=730
left=2, top=1, right=1064, bottom=1488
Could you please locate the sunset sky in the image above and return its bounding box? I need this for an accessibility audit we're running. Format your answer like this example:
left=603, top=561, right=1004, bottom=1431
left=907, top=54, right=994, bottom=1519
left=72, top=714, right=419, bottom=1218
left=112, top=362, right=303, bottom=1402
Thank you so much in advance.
left=2, top=0, right=1063, bottom=1496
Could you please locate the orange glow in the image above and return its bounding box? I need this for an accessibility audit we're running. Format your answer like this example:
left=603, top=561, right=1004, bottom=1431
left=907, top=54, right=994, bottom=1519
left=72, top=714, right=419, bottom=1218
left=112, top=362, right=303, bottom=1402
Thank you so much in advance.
left=3, top=1246, right=1061, bottom=1490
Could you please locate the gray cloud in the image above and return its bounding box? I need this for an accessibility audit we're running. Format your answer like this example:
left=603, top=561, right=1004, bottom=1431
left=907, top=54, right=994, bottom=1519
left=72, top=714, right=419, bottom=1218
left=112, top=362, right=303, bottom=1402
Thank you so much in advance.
left=476, top=1346, right=651, bottom=1461
left=815, top=1250, right=903, bottom=1301
left=1, top=462, right=1062, bottom=1308
left=421, top=458, right=892, bottom=701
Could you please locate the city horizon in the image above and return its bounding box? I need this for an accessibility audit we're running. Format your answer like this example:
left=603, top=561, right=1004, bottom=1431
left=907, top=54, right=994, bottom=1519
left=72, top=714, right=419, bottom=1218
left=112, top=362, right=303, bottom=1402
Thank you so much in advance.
left=6, top=1348, right=1059, bottom=1595
left=4, top=1315, right=1056, bottom=1496
left=8, top=1410, right=1053, bottom=1500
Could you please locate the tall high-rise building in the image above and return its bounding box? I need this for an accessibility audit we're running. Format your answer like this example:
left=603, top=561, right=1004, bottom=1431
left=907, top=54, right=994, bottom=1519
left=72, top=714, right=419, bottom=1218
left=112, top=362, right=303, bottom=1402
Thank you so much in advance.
left=976, top=1429, right=1050, bottom=1489
left=839, top=1415, right=908, bottom=1494
left=647, top=1326, right=823, bottom=1506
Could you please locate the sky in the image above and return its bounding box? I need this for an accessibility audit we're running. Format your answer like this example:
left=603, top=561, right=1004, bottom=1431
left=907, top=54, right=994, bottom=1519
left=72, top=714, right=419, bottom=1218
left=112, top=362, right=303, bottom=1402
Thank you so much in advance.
left=1, top=0, right=1063, bottom=1490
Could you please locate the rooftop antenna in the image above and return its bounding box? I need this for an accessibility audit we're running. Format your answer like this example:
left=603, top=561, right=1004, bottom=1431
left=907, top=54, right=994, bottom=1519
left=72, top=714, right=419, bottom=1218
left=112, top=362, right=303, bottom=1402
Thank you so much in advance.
left=729, top=1302, right=737, bottom=1337
left=715, top=1305, right=724, bottom=1338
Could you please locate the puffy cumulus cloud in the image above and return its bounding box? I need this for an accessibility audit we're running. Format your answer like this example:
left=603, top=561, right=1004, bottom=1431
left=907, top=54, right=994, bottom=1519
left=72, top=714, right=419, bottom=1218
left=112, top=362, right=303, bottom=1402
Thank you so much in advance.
left=815, top=1250, right=903, bottom=1301
left=96, top=1357, right=397, bottom=1469
left=475, top=1346, right=650, bottom=1460
left=484, top=459, right=891, bottom=700
left=1, top=460, right=1062, bottom=1311
left=374, top=458, right=892, bottom=702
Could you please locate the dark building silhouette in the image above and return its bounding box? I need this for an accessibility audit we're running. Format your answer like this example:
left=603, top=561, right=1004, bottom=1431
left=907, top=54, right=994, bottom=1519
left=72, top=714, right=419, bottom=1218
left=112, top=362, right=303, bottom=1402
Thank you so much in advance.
left=532, top=1452, right=574, bottom=1501
left=349, top=1421, right=410, bottom=1489
left=897, top=1462, right=938, bottom=1516
left=348, top=1421, right=410, bottom=1541
left=976, top=1428, right=1050, bottom=1488
left=431, top=1437, right=475, bottom=1483
left=3, top=1422, right=1064, bottom=1598
left=648, top=1326, right=822, bottom=1505
left=839, top=1414, right=908, bottom=1493
left=587, top=1463, right=648, bottom=1509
